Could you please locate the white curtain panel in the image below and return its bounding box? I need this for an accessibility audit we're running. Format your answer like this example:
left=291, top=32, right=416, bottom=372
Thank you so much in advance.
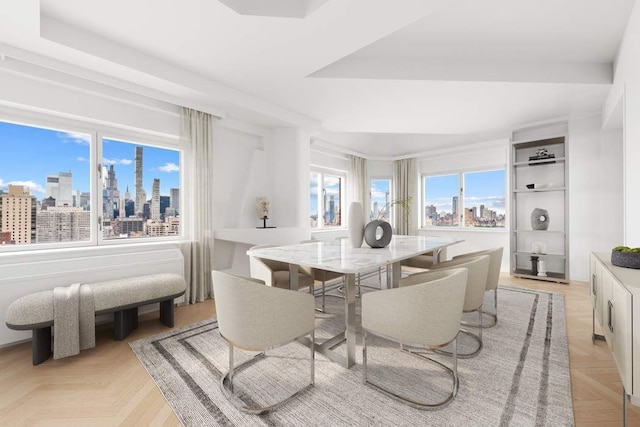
left=181, top=108, right=217, bottom=303
left=349, top=155, right=368, bottom=219
left=393, top=158, right=418, bottom=235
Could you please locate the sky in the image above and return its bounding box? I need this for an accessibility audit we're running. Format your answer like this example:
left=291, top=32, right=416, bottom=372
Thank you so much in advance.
left=0, top=121, right=180, bottom=199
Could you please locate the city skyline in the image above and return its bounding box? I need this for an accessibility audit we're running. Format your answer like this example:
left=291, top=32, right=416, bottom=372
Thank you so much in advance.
left=0, top=121, right=180, bottom=199
left=424, top=170, right=506, bottom=216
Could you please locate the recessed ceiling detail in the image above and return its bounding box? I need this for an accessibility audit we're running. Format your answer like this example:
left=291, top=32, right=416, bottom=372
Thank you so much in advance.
left=218, top=0, right=330, bottom=18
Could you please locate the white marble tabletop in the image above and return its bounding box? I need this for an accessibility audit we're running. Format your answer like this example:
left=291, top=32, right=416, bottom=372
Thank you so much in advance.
left=246, top=235, right=463, bottom=274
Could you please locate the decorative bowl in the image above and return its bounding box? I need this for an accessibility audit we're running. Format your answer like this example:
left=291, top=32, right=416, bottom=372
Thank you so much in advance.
left=611, top=249, right=640, bottom=269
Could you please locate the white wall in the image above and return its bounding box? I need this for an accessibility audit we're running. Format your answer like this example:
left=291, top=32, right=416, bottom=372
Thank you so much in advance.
left=212, top=125, right=269, bottom=229
left=600, top=127, right=624, bottom=251
left=271, top=128, right=311, bottom=229
left=213, top=126, right=313, bottom=275
left=604, top=0, right=640, bottom=246
left=568, top=116, right=606, bottom=281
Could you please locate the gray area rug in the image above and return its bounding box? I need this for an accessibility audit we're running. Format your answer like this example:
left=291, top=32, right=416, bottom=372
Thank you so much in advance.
left=130, top=285, right=574, bottom=426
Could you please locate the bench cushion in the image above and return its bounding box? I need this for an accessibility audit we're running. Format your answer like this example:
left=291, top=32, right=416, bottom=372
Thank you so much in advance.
left=5, top=273, right=186, bottom=330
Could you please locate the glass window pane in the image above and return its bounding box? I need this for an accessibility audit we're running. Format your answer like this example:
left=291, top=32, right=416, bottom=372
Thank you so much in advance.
left=463, top=169, right=506, bottom=228
left=370, top=178, right=391, bottom=222
left=323, top=175, right=341, bottom=227
left=0, top=120, right=91, bottom=246
left=102, top=139, right=180, bottom=240
left=423, top=174, right=459, bottom=227
left=309, top=172, right=320, bottom=228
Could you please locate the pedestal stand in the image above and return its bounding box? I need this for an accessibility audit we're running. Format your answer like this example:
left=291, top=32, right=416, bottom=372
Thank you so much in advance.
left=530, top=256, right=539, bottom=276
left=256, top=216, right=276, bottom=229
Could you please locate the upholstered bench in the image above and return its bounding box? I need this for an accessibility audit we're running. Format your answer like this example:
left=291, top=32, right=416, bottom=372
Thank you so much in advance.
left=5, top=273, right=186, bottom=365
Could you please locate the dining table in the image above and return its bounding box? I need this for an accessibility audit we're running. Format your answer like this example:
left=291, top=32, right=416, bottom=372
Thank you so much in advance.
left=246, top=235, right=464, bottom=368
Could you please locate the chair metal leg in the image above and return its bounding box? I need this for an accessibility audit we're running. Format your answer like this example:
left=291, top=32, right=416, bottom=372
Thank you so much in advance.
left=461, top=289, right=497, bottom=329
left=362, top=331, right=460, bottom=409
left=438, top=305, right=483, bottom=359
left=228, top=344, right=235, bottom=393
left=363, top=330, right=368, bottom=385
left=220, top=333, right=315, bottom=415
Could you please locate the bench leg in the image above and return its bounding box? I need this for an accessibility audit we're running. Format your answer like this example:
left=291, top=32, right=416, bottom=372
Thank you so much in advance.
left=159, top=299, right=175, bottom=328
left=33, top=327, right=52, bottom=365
left=113, top=307, right=138, bottom=340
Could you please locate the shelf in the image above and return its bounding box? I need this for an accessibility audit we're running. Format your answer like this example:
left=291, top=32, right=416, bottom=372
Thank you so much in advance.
left=513, top=157, right=566, bottom=167
left=513, top=187, right=565, bottom=193
left=512, top=229, right=565, bottom=234
left=514, top=252, right=565, bottom=258
left=510, top=130, right=569, bottom=283
left=512, top=269, right=569, bottom=283
left=214, top=227, right=309, bottom=245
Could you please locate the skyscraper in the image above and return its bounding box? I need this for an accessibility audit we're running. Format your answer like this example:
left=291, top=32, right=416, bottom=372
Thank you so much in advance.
left=106, top=165, right=119, bottom=201
left=57, top=172, right=73, bottom=206
left=46, top=172, right=73, bottom=207
left=46, top=175, right=58, bottom=200
left=170, top=188, right=179, bottom=212
left=135, top=146, right=144, bottom=214
left=151, top=178, right=160, bottom=220
left=1, top=185, right=33, bottom=244
left=36, top=206, right=90, bottom=243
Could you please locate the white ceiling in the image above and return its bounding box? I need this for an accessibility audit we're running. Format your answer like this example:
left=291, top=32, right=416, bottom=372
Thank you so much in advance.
left=0, top=0, right=635, bottom=156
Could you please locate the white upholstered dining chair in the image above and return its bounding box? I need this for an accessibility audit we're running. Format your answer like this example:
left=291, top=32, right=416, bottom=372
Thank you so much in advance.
left=410, top=254, right=490, bottom=358
left=300, top=239, right=344, bottom=312
left=362, top=268, right=468, bottom=409
left=212, top=270, right=315, bottom=414
left=452, top=247, right=503, bottom=328
left=249, top=244, right=315, bottom=290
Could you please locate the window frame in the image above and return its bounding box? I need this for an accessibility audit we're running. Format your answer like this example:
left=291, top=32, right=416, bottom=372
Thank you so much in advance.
left=97, top=132, right=183, bottom=245
left=0, top=109, right=183, bottom=254
left=421, top=166, right=506, bottom=230
left=309, top=166, right=347, bottom=230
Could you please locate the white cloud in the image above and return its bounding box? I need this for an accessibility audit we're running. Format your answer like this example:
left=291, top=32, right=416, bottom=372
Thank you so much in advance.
left=371, top=190, right=389, bottom=200
left=103, top=158, right=133, bottom=166
left=77, top=156, right=88, bottom=162
left=157, top=162, right=180, bottom=173
left=0, top=178, right=45, bottom=195
left=58, top=132, right=90, bottom=146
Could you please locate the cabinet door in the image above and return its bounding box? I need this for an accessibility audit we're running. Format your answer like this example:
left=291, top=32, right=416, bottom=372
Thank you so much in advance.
left=611, top=279, right=633, bottom=393
left=590, top=256, right=605, bottom=326
left=602, top=270, right=614, bottom=353
left=595, top=262, right=605, bottom=326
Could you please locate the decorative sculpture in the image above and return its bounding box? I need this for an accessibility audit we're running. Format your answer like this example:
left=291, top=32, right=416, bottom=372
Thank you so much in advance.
left=531, top=208, right=549, bottom=231
left=255, top=197, right=275, bottom=229
left=364, top=220, right=392, bottom=248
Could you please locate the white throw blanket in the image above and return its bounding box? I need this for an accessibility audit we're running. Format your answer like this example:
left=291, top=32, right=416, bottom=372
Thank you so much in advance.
left=53, top=283, right=95, bottom=359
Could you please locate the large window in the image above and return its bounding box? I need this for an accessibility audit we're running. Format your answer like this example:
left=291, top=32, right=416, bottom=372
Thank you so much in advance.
left=422, top=169, right=505, bottom=229
left=423, top=174, right=460, bottom=227
left=0, top=118, right=181, bottom=251
left=463, top=169, right=505, bottom=228
left=310, top=170, right=344, bottom=228
left=101, top=138, right=181, bottom=240
left=370, top=178, right=392, bottom=222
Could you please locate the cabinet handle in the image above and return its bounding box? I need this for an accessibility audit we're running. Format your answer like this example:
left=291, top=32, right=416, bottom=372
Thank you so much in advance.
left=592, top=273, right=597, bottom=298
left=608, top=300, right=614, bottom=333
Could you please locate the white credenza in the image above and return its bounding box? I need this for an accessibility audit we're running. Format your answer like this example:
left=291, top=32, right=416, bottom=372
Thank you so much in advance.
left=590, top=252, right=638, bottom=422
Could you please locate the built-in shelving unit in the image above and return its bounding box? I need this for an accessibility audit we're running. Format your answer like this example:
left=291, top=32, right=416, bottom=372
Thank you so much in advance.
left=510, top=124, right=569, bottom=283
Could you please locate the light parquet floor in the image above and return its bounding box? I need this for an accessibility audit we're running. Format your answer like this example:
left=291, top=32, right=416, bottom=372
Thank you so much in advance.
left=0, top=274, right=637, bottom=426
